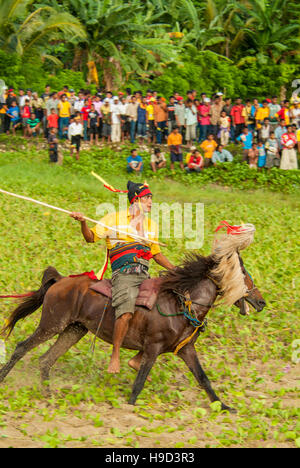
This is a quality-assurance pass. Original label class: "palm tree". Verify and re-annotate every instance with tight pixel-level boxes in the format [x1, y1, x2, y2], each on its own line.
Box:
[53, 0, 179, 89]
[0, 0, 86, 63]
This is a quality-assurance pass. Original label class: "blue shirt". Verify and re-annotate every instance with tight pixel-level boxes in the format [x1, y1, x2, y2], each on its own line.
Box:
[137, 105, 147, 124]
[251, 103, 262, 117]
[7, 106, 20, 122]
[237, 132, 253, 149]
[127, 155, 143, 169]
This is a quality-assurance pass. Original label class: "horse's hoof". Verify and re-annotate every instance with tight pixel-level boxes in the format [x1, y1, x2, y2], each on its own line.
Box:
[221, 404, 237, 414]
[41, 381, 52, 398]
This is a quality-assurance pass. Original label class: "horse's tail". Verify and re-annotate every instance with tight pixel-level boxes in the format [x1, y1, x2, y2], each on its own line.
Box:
[1, 267, 63, 339]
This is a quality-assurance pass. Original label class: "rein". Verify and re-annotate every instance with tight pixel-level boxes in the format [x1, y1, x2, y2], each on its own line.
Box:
[157, 289, 210, 329]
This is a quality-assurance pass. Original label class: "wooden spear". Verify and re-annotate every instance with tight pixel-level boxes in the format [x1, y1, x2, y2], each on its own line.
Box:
[0, 188, 165, 246]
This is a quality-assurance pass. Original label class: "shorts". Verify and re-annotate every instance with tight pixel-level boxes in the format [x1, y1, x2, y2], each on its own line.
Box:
[265, 152, 280, 169]
[111, 270, 149, 319]
[185, 124, 196, 141]
[102, 123, 111, 137]
[89, 125, 98, 137]
[12, 119, 21, 127]
[71, 135, 81, 151]
[170, 152, 183, 163]
[148, 120, 156, 138]
[121, 116, 129, 133]
[49, 148, 58, 163]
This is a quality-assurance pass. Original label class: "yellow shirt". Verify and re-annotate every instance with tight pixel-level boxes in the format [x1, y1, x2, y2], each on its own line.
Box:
[200, 140, 218, 159]
[57, 100, 71, 118]
[146, 104, 154, 120]
[91, 209, 161, 256]
[255, 107, 270, 129]
[296, 129, 300, 143]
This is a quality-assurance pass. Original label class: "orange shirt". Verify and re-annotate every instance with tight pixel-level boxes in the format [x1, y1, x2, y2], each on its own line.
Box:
[154, 103, 168, 123]
[200, 140, 218, 159]
[167, 132, 182, 146]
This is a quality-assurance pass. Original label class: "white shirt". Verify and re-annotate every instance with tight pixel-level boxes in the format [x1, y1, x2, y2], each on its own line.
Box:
[68, 122, 83, 139]
[18, 95, 27, 108]
[185, 105, 197, 125]
[119, 103, 127, 115]
[110, 103, 122, 124]
[74, 99, 84, 113]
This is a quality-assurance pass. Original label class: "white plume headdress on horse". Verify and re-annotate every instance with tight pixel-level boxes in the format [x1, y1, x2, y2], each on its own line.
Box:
[211, 221, 256, 306]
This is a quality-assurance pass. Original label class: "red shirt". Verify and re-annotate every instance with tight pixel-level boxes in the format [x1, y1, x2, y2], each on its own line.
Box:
[22, 105, 31, 119]
[276, 107, 289, 124]
[197, 104, 210, 125]
[230, 105, 245, 125]
[47, 113, 59, 128]
[188, 154, 203, 168]
[81, 105, 91, 121]
[281, 132, 296, 148]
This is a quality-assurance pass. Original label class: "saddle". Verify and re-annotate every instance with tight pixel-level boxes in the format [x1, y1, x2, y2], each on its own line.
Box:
[89, 277, 163, 310]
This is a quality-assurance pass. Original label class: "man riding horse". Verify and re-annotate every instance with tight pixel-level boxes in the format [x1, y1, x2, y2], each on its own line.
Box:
[70, 180, 174, 374]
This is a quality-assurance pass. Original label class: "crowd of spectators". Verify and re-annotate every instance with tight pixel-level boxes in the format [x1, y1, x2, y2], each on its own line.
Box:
[0, 84, 299, 171]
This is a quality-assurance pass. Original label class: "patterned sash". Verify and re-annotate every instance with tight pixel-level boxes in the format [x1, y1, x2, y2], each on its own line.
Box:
[109, 242, 153, 272]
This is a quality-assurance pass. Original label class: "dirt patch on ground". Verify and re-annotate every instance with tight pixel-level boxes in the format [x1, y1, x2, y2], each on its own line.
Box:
[0, 354, 298, 448]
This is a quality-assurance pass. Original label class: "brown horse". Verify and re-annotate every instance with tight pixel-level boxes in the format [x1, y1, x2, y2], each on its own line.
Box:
[0, 238, 265, 413]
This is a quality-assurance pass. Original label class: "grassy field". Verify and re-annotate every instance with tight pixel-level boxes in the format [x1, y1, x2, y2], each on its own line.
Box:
[0, 139, 299, 448]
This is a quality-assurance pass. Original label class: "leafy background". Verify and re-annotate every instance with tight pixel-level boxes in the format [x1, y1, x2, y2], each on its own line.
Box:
[1, 0, 299, 98]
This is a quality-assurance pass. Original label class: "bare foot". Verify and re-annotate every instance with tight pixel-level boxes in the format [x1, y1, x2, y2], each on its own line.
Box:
[107, 357, 120, 374]
[128, 356, 151, 382]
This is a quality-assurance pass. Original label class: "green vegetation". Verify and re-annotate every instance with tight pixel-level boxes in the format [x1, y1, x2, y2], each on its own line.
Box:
[0, 0, 299, 97]
[0, 142, 299, 447]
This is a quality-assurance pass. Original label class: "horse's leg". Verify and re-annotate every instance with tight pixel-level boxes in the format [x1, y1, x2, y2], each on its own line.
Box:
[39, 322, 88, 395]
[128, 351, 152, 381]
[0, 326, 56, 383]
[177, 343, 236, 413]
[128, 346, 160, 405]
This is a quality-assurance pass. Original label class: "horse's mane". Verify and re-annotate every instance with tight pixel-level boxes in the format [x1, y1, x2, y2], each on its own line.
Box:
[159, 253, 216, 296]
[160, 223, 255, 307]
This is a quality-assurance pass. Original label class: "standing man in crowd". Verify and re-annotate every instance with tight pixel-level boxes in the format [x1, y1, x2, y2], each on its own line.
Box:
[111, 96, 122, 143]
[184, 99, 197, 147]
[168, 125, 184, 171]
[68, 114, 83, 160]
[154, 96, 168, 144]
[167, 96, 177, 134]
[174, 97, 185, 139]
[209, 93, 223, 137]
[57, 94, 71, 139]
[268, 96, 281, 131]
[236, 126, 253, 162]
[230, 98, 245, 143]
[126, 95, 139, 143]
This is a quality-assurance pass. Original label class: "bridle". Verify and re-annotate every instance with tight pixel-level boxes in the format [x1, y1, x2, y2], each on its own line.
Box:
[173, 265, 258, 319]
[243, 267, 259, 296]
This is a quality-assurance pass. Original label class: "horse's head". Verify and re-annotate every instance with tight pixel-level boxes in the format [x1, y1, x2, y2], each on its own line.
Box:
[235, 255, 266, 315]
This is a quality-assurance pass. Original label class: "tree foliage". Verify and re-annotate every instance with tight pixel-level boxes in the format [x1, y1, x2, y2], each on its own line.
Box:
[0, 0, 299, 95]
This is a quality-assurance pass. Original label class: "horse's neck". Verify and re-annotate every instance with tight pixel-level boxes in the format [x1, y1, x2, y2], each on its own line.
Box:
[190, 278, 218, 316]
